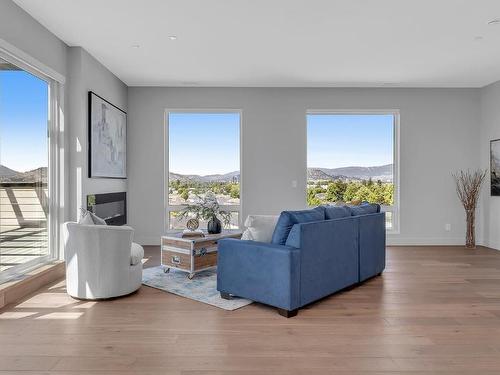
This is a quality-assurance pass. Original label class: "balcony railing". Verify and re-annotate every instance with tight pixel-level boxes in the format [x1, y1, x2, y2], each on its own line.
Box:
[0, 182, 48, 273]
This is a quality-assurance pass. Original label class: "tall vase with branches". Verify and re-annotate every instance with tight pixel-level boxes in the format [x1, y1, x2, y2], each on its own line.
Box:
[452, 169, 486, 249]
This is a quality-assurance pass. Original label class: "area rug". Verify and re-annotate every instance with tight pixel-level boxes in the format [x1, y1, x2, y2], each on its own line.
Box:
[142, 266, 253, 311]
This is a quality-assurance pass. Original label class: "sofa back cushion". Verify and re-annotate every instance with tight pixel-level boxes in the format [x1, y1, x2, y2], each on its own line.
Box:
[349, 202, 380, 216]
[271, 207, 325, 245]
[324, 205, 351, 220]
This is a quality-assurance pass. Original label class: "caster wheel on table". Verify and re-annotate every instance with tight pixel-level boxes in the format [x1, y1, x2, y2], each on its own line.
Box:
[164, 267, 170, 273]
[187, 273, 195, 280]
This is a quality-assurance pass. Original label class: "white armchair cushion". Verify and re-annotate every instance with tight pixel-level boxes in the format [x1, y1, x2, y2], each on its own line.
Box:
[241, 215, 279, 243]
[130, 242, 144, 265]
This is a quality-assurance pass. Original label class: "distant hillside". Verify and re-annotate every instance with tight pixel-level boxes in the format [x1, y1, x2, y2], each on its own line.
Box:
[308, 164, 393, 182]
[169, 171, 240, 183]
[169, 165, 391, 184]
[308, 169, 356, 181]
[0, 165, 19, 178]
[0, 166, 47, 183]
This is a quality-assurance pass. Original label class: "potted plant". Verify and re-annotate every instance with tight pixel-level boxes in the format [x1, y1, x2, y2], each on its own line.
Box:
[179, 192, 231, 234]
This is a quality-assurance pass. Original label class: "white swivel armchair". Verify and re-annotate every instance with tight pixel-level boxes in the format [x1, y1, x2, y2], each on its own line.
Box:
[64, 223, 143, 300]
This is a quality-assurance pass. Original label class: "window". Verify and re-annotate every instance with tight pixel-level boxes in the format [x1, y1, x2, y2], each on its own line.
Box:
[166, 112, 241, 230]
[0, 55, 58, 281]
[307, 112, 399, 231]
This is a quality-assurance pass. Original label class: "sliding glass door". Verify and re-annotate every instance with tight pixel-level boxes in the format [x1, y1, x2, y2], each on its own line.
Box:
[0, 57, 50, 279]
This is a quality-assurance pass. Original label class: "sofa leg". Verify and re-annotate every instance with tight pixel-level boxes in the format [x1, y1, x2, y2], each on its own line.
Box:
[277, 308, 298, 318]
[220, 292, 232, 300]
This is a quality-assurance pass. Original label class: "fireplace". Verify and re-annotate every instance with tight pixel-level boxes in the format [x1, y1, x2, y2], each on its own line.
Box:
[87, 192, 127, 226]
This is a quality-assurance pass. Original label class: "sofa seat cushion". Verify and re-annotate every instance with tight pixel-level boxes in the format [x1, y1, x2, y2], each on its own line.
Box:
[130, 242, 144, 266]
[349, 202, 380, 216]
[271, 208, 325, 245]
[241, 215, 279, 243]
[324, 205, 351, 220]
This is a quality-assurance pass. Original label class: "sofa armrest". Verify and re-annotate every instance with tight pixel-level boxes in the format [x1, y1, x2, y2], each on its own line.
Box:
[358, 212, 386, 281]
[217, 238, 301, 310]
[287, 217, 359, 306]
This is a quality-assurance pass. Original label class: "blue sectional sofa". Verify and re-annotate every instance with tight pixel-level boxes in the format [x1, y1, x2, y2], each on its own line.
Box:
[217, 203, 386, 317]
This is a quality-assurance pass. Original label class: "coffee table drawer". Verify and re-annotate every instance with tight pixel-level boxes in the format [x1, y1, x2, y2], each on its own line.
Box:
[162, 250, 190, 270]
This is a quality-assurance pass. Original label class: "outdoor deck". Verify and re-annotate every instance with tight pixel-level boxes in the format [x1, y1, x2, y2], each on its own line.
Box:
[0, 183, 48, 273]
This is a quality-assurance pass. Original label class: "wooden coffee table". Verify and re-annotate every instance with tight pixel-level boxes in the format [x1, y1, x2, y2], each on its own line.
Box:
[161, 231, 242, 279]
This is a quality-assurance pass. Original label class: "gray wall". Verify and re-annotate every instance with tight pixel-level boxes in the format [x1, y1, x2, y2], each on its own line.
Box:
[128, 87, 481, 245]
[480, 81, 500, 250]
[67, 47, 128, 220]
[0, 0, 67, 78]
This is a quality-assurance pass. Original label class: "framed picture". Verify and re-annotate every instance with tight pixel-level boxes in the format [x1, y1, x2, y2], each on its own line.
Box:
[491, 139, 500, 196]
[88, 91, 127, 178]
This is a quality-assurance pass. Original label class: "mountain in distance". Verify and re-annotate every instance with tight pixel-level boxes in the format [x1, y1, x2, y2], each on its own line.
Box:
[0, 165, 19, 178]
[307, 168, 349, 181]
[13, 167, 48, 183]
[170, 164, 393, 183]
[309, 164, 393, 182]
[0, 165, 47, 183]
[169, 170, 240, 183]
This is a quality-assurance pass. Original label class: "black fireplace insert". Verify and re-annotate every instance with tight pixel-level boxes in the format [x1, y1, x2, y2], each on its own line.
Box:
[87, 192, 127, 226]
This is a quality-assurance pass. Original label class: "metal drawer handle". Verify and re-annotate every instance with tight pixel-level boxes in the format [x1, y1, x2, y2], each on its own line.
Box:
[171, 255, 180, 264]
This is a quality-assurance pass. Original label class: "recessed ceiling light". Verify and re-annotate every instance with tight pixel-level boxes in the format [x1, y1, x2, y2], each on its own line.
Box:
[168, 35, 177, 40]
[488, 19, 500, 25]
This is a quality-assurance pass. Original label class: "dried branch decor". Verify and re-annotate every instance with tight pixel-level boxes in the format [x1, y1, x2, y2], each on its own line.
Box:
[452, 169, 486, 248]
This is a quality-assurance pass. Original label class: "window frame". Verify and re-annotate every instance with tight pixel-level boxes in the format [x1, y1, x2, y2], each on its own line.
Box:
[306, 109, 400, 234]
[0, 45, 64, 283]
[164, 109, 243, 232]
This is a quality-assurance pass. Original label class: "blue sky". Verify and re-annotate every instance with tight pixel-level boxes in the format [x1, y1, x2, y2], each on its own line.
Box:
[168, 113, 240, 175]
[0, 70, 48, 172]
[307, 114, 394, 168]
[168, 112, 393, 175]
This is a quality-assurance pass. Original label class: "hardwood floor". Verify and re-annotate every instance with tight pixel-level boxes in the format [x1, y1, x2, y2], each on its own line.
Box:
[1, 245, 500, 374]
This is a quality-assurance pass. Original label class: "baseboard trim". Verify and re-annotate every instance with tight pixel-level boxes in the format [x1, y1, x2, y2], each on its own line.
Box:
[478, 239, 500, 251]
[0, 261, 65, 309]
[387, 237, 466, 246]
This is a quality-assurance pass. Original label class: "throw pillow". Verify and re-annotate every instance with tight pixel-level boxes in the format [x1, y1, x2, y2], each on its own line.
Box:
[78, 208, 95, 225]
[324, 205, 351, 220]
[78, 208, 107, 225]
[241, 215, 279, 243]
[271, 208, 325, 245]
[90, 212, 107, 225]
[349, 202, 380, 216]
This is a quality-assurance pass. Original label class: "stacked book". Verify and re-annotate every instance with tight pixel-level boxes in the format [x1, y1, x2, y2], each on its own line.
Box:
[181, 229, 205, 238]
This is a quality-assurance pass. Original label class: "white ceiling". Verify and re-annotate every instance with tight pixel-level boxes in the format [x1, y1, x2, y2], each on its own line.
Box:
[12, 0, 500, 87]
